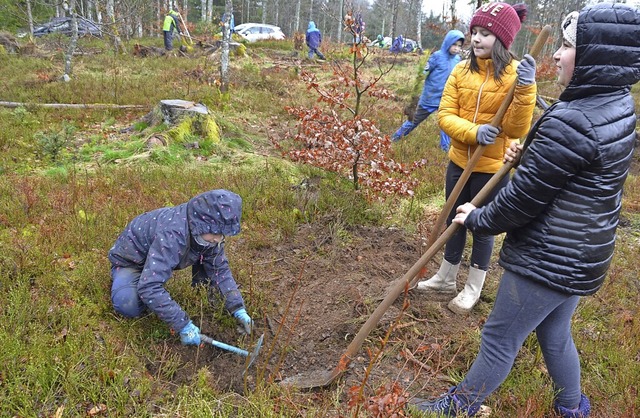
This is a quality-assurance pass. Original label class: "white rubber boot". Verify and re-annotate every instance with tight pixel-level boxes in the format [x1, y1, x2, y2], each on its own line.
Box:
[448, 266, 486, 314]
[416, 259, 459, 294]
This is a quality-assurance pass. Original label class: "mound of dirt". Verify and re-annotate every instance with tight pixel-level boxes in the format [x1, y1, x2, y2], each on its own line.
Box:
[149, 219, 499, 411]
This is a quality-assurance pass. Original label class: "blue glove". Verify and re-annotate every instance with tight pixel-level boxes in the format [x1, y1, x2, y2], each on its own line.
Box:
[476, 124, 500, 145]
[516, 54, 536, 85]
[233, 308, 253, 335]
[179, 321, 201, 346]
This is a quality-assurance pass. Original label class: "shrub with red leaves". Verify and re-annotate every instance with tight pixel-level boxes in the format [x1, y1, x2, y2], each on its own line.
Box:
[280, 101, 424, 198]
[275, 14, 426, 200]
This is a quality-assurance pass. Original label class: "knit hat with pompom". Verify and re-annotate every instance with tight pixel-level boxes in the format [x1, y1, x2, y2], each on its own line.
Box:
[469, 2, 528, 49]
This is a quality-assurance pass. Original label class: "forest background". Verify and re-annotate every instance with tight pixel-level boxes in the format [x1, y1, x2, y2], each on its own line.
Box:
[6, 0, 640, 57]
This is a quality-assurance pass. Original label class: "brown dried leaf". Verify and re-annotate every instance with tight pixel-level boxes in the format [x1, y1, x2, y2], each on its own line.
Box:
[87, 403, 107, 416]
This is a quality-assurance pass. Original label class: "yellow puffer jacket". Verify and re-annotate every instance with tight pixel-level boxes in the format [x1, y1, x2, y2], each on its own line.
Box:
[438, 58, 536, 173]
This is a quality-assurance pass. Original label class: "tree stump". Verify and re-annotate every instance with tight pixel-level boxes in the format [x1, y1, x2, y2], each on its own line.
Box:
[159, 100, 209, 125]
[293, 33, 305, 51]
[121, 100, 220, 151]
[0, 32, 19, 54]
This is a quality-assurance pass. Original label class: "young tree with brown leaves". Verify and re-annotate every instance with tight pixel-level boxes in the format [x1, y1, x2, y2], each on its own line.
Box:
[275, 11, 426, 199]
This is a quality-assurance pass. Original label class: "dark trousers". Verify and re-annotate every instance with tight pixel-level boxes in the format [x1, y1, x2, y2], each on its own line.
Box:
[163, 30, 173, 50]
[443, 161, 510, 270]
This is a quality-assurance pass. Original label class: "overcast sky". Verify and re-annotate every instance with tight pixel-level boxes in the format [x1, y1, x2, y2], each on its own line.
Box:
[423, 0, 474, 22]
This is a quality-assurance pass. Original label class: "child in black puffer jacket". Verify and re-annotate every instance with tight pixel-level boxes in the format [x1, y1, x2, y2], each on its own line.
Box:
[411, 3, 640, 417]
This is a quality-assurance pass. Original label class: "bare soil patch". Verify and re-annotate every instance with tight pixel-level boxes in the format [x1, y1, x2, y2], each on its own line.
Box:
[149, 217, 501, 412]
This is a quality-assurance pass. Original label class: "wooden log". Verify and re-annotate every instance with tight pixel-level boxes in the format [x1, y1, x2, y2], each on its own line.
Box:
[0, 101, 147, 109]
[132, 44, 166, 57]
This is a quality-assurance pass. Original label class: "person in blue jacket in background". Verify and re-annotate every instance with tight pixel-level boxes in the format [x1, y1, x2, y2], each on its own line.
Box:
[392, 30, 465, 149]
[222, 11, 235, 33]
[389, 34, 404, 53]
[306, 21, 326, 60]
[108, 189, 253, 346]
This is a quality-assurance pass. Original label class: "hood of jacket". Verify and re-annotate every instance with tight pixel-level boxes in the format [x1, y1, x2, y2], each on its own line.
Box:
[439, 29, 464, 56]
[187, 189, 242, 237]
[307, 21, 318, 32]
[561, 3, 640, 101]
[418, 30, 465, 109]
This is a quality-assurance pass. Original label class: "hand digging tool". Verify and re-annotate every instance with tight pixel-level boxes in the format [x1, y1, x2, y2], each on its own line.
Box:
[200, 333, 264, 373]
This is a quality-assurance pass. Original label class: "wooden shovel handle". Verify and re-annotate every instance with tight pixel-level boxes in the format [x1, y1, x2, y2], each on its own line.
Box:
[490, 25, 552, 128]
[331, 159, 518, 378]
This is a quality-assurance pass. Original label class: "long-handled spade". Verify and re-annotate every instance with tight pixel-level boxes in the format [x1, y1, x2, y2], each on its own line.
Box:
[280, 26, 552, 390]
[200, 333, 265, 374]
[280, 148, 520, 389]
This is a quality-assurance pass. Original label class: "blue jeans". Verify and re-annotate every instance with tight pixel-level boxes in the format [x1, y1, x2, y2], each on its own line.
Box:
[392, 105, 450, 150]
[456, 270, 582, 410]
[111, 266, 147, 317]
[111, 263, 244, 318]
[392, 105, 435, 141]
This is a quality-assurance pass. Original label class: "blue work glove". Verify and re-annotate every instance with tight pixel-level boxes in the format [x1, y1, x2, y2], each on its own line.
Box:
[179, 321, 201, 346]
[516, 54, 536, 85]
[233, 308, 253, 335]
[476, 124, 500, 145]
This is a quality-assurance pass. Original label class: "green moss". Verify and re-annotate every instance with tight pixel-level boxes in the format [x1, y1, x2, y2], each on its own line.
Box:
[234, 43, 247, 57]
[166, 114, 221, 144]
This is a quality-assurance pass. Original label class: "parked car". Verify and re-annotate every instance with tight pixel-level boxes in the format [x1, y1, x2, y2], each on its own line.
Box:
[234, 23, 285, 42]
[33, 17, 102, 38]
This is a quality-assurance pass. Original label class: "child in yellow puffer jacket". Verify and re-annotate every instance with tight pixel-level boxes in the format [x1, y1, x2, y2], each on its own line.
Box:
[416, 2, 536, 315]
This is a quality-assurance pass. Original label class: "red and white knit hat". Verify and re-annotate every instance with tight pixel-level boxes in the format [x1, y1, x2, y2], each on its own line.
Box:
[469, 2, 528, 49]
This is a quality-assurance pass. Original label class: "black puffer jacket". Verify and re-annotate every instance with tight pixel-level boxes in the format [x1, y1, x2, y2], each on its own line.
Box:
[465, 3, 640, 296]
